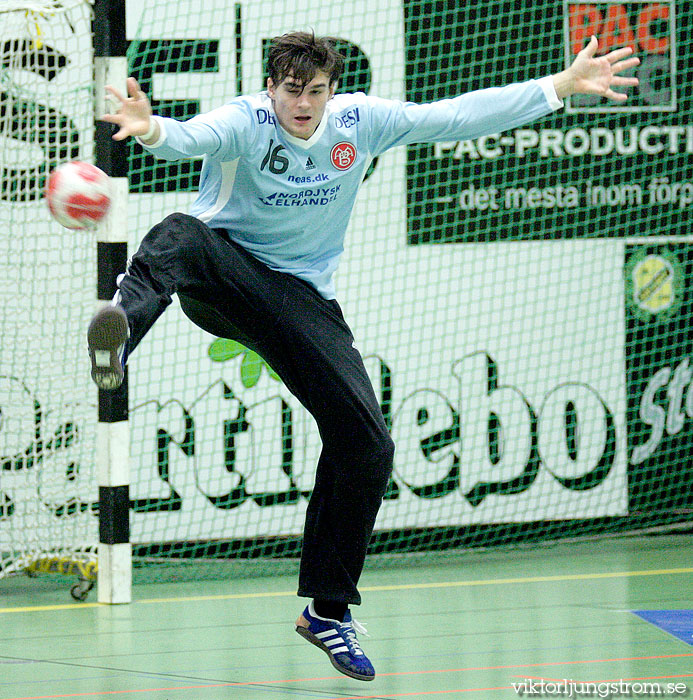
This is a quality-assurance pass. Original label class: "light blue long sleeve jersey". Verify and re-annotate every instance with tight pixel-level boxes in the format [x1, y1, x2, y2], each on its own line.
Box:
[141, 77, 563, 299]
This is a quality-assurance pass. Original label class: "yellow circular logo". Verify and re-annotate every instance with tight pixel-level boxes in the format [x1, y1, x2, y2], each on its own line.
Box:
[631, 254, 675, 316]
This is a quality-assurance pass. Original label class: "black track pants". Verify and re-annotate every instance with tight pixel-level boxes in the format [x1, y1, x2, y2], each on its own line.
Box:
[117, 213, 395, 605]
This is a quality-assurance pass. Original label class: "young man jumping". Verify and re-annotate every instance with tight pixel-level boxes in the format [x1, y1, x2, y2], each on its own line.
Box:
[89, 31, 638, 681]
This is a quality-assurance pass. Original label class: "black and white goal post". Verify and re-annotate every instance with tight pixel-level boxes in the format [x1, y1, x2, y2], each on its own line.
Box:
[93, 0, 131, 604]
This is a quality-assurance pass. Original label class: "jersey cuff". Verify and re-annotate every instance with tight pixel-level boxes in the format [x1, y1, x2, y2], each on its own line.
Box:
[135, 116, 166, 148]
[537, 76, 564, 111]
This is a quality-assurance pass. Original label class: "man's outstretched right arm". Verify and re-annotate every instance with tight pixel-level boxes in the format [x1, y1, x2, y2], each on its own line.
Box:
[99, 76, 235, 160]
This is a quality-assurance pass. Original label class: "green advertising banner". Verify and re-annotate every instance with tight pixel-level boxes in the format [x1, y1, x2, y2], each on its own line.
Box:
[625, 243, 693, 523]
[404, 0, 691, 244]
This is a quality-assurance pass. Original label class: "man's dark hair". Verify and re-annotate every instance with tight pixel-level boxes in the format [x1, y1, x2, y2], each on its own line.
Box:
[267, 31, 344, 88]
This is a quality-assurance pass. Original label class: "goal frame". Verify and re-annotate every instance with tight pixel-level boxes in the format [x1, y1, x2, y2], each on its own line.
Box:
[93, 0, 132, 605]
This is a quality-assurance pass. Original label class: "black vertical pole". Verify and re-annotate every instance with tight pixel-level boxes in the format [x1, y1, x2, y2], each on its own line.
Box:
[93, 0, 131, 604]
[235, 2, 243, 95]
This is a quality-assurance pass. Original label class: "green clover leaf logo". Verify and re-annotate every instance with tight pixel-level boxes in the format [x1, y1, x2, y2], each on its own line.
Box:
[208, 338, 281, 388]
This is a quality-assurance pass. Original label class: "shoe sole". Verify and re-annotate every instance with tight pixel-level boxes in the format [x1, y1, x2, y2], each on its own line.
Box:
[88, 305, 128, 390]
[295, 625, 374, 681]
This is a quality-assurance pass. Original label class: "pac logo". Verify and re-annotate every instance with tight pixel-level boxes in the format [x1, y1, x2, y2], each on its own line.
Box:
[564, 1, 676, 112]
[330, 142, 357, 170]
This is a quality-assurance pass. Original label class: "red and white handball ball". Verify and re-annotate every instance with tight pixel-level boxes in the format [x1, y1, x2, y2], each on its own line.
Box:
[45, 161, 112, 229]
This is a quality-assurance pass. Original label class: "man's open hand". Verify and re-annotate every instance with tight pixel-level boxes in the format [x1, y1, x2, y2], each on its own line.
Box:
[553, 35, 640, 100]
[100, 77, 153, 141]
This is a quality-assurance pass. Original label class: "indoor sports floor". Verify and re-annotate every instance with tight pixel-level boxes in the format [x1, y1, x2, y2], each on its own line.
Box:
[1, 535, 692, 700]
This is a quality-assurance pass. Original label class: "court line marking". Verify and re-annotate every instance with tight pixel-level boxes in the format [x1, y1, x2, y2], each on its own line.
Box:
[1, 567, 691, 614]
[0, 687, 518, 700]
[517, 673, 693, 682]
[2, 653, 692, 700]
[314, 689, 512, 699]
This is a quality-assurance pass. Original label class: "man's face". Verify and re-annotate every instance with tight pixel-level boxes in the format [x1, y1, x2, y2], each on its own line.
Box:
[267, 70, 336, 140]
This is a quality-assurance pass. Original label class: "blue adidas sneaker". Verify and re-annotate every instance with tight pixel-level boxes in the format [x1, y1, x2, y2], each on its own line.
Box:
[295, 602, 375, 681]
[87, 304, 129, 390]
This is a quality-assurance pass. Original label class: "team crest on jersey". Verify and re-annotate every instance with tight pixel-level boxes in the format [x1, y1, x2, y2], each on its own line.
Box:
[330, 142, 357, 171]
